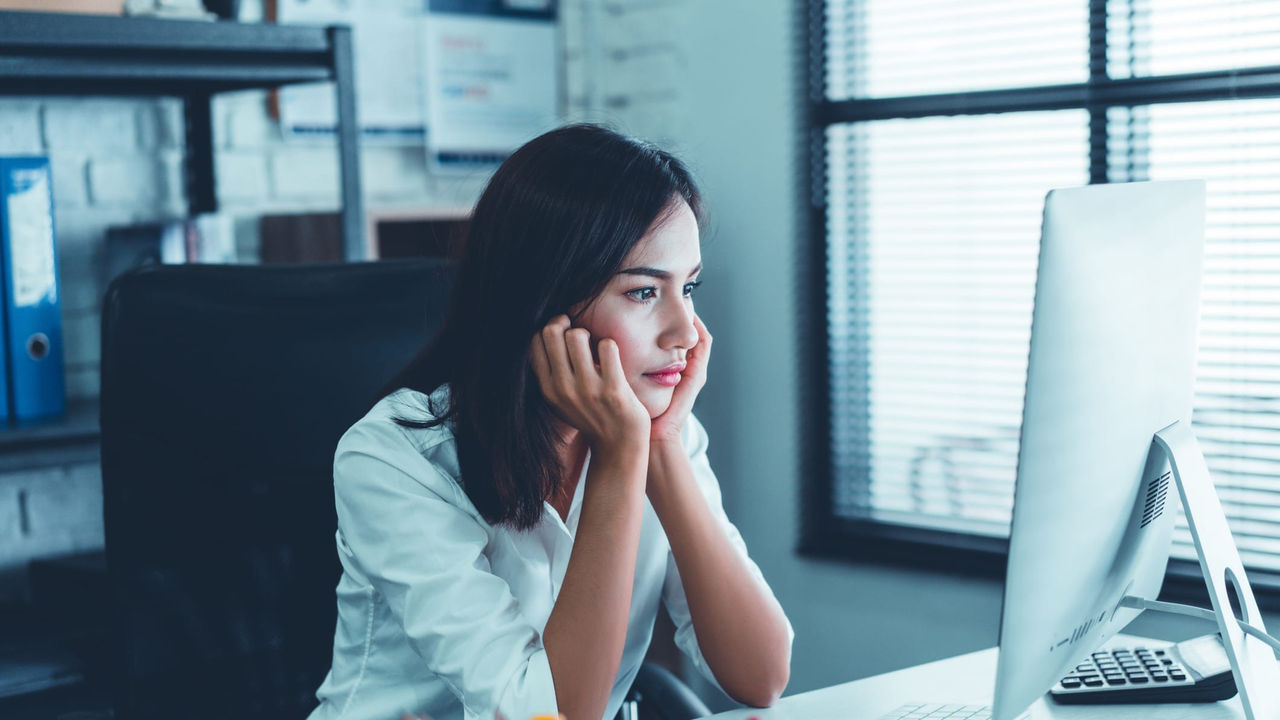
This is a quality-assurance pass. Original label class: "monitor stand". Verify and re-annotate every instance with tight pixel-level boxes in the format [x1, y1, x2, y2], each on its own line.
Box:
[1133, 420, 1280, 720]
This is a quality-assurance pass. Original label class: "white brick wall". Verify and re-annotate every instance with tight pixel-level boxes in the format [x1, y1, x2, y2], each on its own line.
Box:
[216, 150, 271, 203]
[0, 101, 42, 153]
[137, 99, 185, 150]
[562, 0, 690, 145]
[268, 146, 343, 202]
[87, 154, 185, 210]
[0, 0, 690, 601]
[41, 99, 139, 151]
[0, 463, 102, 603]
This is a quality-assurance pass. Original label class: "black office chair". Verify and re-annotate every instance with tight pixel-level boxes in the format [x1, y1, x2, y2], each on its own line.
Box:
[99, 259, 711, 720]
[625, 663, 711, 720]
[99, 259, 453, 718]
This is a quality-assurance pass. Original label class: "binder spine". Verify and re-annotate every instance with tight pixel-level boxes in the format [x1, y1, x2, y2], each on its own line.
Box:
[0, 156, 66, 422]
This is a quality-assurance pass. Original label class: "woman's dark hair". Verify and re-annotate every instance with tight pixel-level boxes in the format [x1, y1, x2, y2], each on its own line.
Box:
[375, 124, 703, 530]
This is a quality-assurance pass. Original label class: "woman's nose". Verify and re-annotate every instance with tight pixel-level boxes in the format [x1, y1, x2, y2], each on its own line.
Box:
[661, 298, 699, 349]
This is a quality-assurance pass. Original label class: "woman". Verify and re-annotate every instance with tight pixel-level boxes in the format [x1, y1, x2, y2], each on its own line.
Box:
[310, 124, 792, 720]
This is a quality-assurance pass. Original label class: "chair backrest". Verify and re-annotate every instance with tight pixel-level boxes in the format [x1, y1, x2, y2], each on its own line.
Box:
[99, 259, 455, 719]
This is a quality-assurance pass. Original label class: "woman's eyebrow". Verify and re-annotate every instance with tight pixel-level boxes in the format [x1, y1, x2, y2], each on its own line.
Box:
[617, 262, 703, 280]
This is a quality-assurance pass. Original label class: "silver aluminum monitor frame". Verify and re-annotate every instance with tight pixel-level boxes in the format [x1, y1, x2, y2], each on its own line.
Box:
[992, 180, 1278, 719]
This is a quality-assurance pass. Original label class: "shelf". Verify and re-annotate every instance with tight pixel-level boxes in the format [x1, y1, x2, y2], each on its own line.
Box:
[0, 11, 367, 467]
[0, 9, 366, 261]
[0, 399, 99, 451]
[0, 10, 335, 94]
[0, 400, 100, 471]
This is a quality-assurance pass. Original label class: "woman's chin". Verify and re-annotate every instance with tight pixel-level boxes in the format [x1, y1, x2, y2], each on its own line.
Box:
[637, 388, 675, 419]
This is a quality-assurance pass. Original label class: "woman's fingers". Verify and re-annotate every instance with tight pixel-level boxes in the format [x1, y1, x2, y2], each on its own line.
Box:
[541, 315, 573, 377]
[598, 337, 625, 387]
[688, 313, 712, 370]
[692, 313, 712, 354]
[529, 317, 650, 449]
[565, 327, 596, 380]
[694, 312, 711, 343]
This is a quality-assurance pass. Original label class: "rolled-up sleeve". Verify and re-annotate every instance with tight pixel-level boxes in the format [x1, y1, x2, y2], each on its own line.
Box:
[333, 424, 558, 720]
[659, 414, 795, 691]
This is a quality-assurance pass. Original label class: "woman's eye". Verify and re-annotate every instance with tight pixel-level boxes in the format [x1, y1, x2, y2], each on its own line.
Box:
[626, 281, 700, 303]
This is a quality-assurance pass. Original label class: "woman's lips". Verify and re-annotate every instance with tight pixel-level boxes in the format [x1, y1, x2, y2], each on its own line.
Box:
[644, 370, 682, 387]
[643, 362, 685, 387]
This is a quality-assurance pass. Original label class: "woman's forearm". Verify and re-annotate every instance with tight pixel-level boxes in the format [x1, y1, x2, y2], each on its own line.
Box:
[542, 444, 648, 720]
[647, 442, 792, 707]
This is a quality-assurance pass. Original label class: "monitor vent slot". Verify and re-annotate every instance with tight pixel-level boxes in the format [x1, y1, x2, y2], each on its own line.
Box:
[1140, 471, 1171, 529]
[1052, 609, 1108, 653]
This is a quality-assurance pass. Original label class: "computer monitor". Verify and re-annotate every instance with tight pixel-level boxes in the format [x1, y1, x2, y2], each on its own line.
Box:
[991, 180, 1207, 720]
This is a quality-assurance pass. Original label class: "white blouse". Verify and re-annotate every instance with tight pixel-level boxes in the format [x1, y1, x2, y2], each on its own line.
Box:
[309, 386, 790, 720]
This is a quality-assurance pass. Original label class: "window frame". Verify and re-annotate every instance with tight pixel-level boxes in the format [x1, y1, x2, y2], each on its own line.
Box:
[798, 0, 1280, 609]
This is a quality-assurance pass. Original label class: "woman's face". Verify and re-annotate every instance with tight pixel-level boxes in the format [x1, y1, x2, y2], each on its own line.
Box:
[573, 200, 703, 418]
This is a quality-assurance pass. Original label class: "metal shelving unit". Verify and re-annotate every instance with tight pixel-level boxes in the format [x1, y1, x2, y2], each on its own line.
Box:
[0, 10, 366, 463]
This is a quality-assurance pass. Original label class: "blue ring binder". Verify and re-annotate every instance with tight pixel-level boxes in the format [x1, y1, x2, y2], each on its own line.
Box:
[0, 156, 66, 423]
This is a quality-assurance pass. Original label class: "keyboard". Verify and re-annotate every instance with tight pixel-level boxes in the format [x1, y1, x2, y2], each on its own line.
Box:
[876, 704, 990, 719]
[1054, 646, 1189, 692]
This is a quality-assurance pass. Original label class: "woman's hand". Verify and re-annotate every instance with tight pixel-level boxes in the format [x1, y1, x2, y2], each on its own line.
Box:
[396, 707, 563, 712]
[530, 314, 651, 456]
[399, 707, 560, 712]
[650, 313, 712, 447]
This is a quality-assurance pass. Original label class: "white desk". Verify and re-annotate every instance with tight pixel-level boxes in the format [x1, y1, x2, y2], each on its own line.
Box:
[703, 636, 1244, 720]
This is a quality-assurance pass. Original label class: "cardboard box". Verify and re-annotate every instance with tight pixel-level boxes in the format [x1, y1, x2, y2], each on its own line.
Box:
[259, 208, 471, 264]
[0, 0, 125, 14]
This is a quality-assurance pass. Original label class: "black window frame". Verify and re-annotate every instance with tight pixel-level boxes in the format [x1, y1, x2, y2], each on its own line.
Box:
[797, 0, 1280, 610]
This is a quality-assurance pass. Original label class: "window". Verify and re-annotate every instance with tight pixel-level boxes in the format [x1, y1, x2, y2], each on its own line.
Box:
[805, 0, 1280, 593]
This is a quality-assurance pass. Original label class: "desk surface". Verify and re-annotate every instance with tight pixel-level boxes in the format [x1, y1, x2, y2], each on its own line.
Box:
[704, 636, 1244, 720]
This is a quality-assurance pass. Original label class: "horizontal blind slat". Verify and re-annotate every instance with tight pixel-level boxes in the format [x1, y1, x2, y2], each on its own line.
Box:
[824, 0, 1086, 100]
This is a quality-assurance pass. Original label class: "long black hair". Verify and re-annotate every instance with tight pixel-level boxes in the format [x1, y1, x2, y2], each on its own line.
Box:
[376, 124, 703, 530]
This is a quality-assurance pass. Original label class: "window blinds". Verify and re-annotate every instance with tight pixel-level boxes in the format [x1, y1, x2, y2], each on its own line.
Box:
[824, 0, 1087, 100]
[827, 112, 1089, 537]
[824, 0, 1280, 572]
[1108, 0, 1280, 79]
[1111, 99, 1280, 570]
